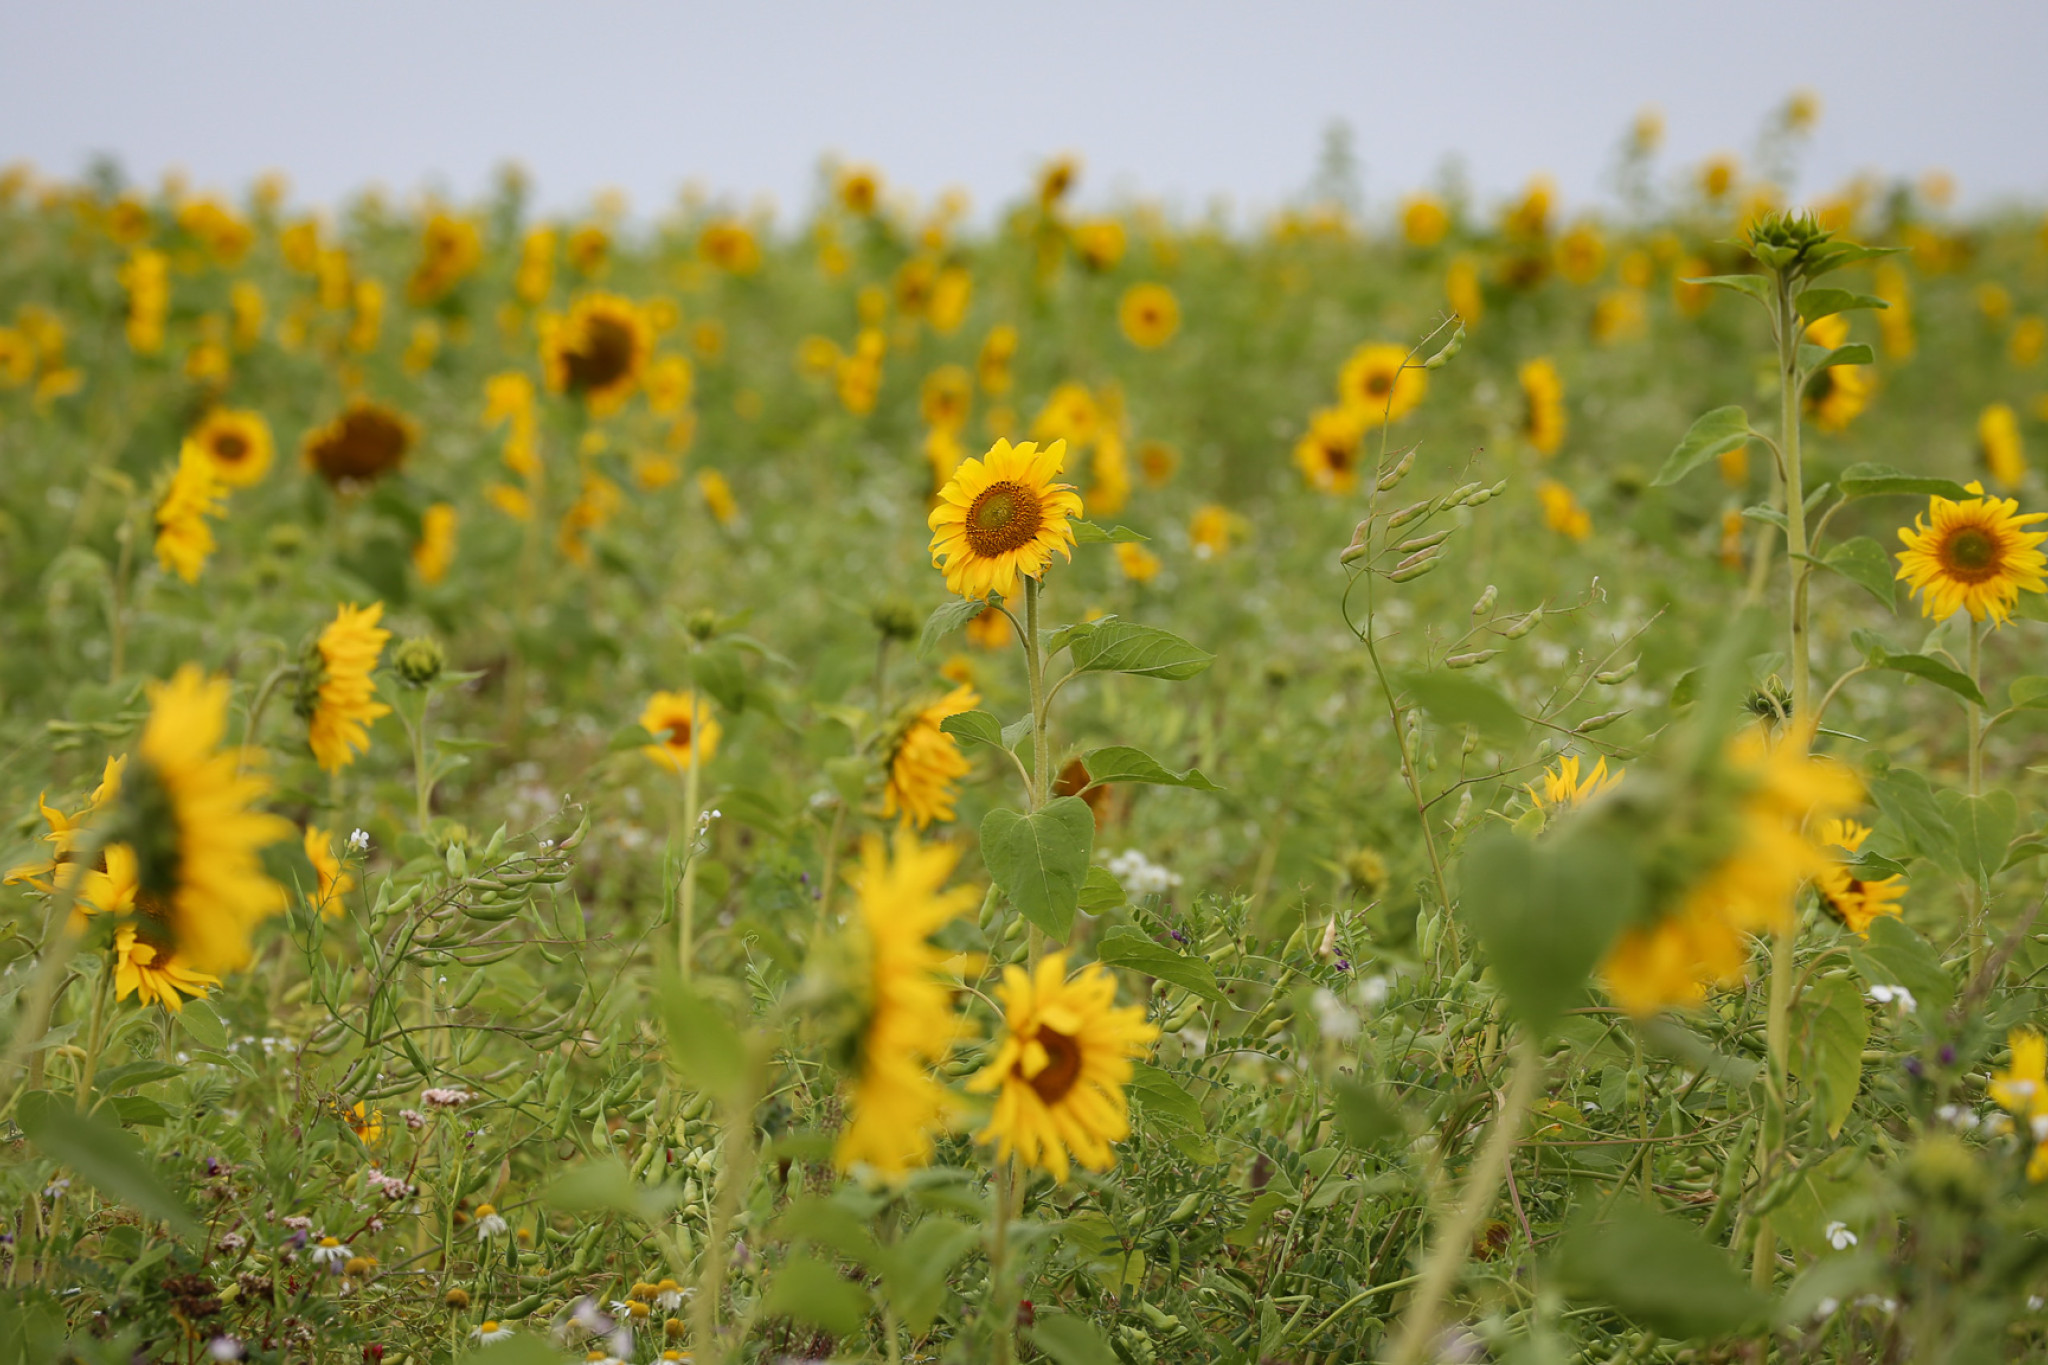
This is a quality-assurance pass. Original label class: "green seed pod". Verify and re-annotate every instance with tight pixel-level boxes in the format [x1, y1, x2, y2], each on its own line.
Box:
[1497, 607, 1543, 638]
[1385, 498, 1433, 529]
[1376, 447, 1418, 491]
[1575, 710, 1628, 733]
[445, 841, 469, 879]
[1471, 585, 1498, 615]
[1594, 659, 1639, 685]
[1164, 1194, 1203, 1224]
[1445, 650, 1499, 670]
[1386, 553, 1442, 583]
[1163, 1001, 1202, 1032]
[1338, 540, 1371, 566]
[451, 970, 488, 1008]
[1440, 481, 1483, 507]
[1395, 528, 1454, 554]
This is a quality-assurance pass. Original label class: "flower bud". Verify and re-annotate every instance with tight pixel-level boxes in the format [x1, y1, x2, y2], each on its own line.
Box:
[870, 598, 920, 642]
[686, 608, 719, 641]
[393, 636, 446, 687]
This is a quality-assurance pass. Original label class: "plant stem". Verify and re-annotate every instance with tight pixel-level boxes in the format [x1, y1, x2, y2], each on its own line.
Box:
[1778, 273, 1812, 723]
[987, 1156, 1018, 1365]
[694, 1056, 762, 1365]
[679, 702, 704, 982]
[237, 662, 296, 775]
[107, 510, 135, 683]
[816, 797, 847, 929]
[1967, 623, 1984, 797]
[1386, 1033, 1542, 1365]
[1024, 577, 1048, 813]
[73, 964, 116, 1114]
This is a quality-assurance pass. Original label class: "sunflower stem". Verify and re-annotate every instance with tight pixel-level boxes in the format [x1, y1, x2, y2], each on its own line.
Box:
[1967, 622, 1984, 798]
[1024, 577, 1049, 814]
[72, 960, 116, 1115]
[987, 1155, 1019, 1365]
[679, 694, 704, 983]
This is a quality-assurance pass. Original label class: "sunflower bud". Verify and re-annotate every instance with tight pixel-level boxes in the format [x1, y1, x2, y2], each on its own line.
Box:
[444, 1287, 471, 1310]
[870, 598, 920, 642]
[393, 636, 446, 687]
[686, 608, 719, 641]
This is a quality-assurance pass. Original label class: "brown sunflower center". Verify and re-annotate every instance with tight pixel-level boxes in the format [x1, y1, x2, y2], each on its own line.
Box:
[309, 405, 411, 485]
[965, 481, 1045, 557]
[564, 314, 637, 392]
[1365, 371, 1392, 398]
[212, 431, 249, 463]
[1940, 525, 2001, 581]
[663, 715, 694, 748]
[1325, 442, 1353, 469]
[1026, 1026, 1083, 1105]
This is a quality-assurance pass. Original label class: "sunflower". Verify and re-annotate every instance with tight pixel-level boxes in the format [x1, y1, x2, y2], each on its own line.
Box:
[699, 221, 762, 275]
[920, 365, 973, 432]
[1803, 363, 1871, 433]
[4, 756, 124, 891]
[1190, 504, 1235, 560]
[1446, 256, 1485, 327]
[978, 324, 1019, 396]
[99, 666, 292, 976]
[540, 293, 653, 414]
[698, 469, 739, 526]
[965, 605, 1013, 650]
[1528, 754, 1622, 811]
[883, 685, 978, 830]
[1137, 440, 1180, 487]
[1118, 284, 1180, 349]
[1114, 542, 1161, 583]
[406, 212, 482, 306]
[304, 825, 355, 918]
[1555, 222, 1607, 285]
[1519, 359, 1567, 455]
[1030, 383, 1101, 449]
[303, 399, 413, 486]
[645, 354, 695, 417]
[640, 691, 721, 773]
[1537, 479, 1591, 541]
[1337, 343, 1427, 426]
[1980, 402, 2027, 490]
[1293, 406, 1367, 493]
[413, 502, 457, 585]
[1087, 431, 1131, 518]
[73, 845, 222, 1011]
[928, 439, 1084, 600]
[1814, 820, 1906, 937]
[969, 952, 1158, 1182]
[832, 833, 978, 1174]
[300, 603, 393, 773]
[189, 409, 273, 487]
[155, 441, 225, 584]
[1072, 219, 1126, 270]
[837, 166, 881, 216]
[1402, 195, 1450, 248]
[1896, 481, 2048, 624]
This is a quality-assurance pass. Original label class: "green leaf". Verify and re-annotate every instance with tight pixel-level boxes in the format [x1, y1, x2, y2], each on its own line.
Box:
[1332, 1078, 1404, 1151]
[655, 972, 747, 1103]
[1686, 273, 1772, 307]
[542, 1157, 648, 1218]
[1795, 975, 1868, 1139]
[1852, 915, 1953, 1012]
[1397, 671, 1526, 741]
[1067, 622, 1213, 681]
[1800, 241, 1902, 278]
[1742, 504, 1789, 531]
[1077, 745, 1221, 792]
[1866, 766, 1963, 878]
[1128, 1062, 1216, 1163]
[761, 1252, 870, 1336]
[938, 710, 1008, 752]
[1798, 341, 1875, 371]
[880, 1218, 977, 1333]
[980, 799, 1095, 940]
[2011, 676, 2048, 709]
[1078, 865, 1127, 913]
[1939, 788, 2018, 886]
[1096, 926, 1225, 1003]
[1779, 1251, 1883, 1327]
[1796, 287, 1888, 322]
[1026, 1313, 1121, 1365]
[14, 1091, 200, 1239]
[1070, 520, 1151, 544]
[607, 723, 660, 753]
[175, 999, 229, 1051]
[1814, 537, 1897, 610]
[1555, 1203, 1769, 1340]
[1837, 463, 1973, 500]
[919, 593, 996, 658]
[1459, 825, 1642, 1036]
[773, 1194, 886, 1267]
[1850, 629, 1984, 704]
[1652, 405, 1753, 487]
[689, 645, 751, 715]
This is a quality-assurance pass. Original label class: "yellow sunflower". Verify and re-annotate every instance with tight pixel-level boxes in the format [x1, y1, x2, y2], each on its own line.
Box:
[921, 365, 973, 433]
[699, 221, 762, 275]
[413, 502, 458, 585]
[300, 603, 393, 772]
[1118, 283, 1180, 349]
[833, 833, 979, 1174]
[1804, 363, 1871, 433]
[1337, 343, 1427, 426]
[155, 441, 225, 584]
[698, 469, 739, 526]
[927, 439, 1084, 600]
[406, 212, 482, 306]
[1519, 358, 1567, 455]
[837, 165, 881, 216]
[1190, 503, 1236, 560]
[1293, 406, 1367, 494]
[540, 292, 653, 415]
[1896, 481, 2048, 624]
[304, 825, 355, 918]
[1072, 219, 1127, 270]
[1114, 542, 1162, 583]
[883, 685, 978, 830]
[101, 666, 292, 976]
[303, 399, 414, 486]
[1528, 754, 1622, 811]
[1029, 383, 1101, 449]
[1538, 479, 1592, 541]
[1402, 195, 1450, 248]
[73, 845, 223, 1012]
[1980, 402, 2027, 490]
[190, 409, 274, 487]
[4, 756, 124, 891]
[640, 690, 721, 773]
[1814, 819, 1906, 937]
[968, 952, 1159, 1183]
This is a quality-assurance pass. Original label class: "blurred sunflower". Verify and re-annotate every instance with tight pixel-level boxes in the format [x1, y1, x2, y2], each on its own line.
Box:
[837, 165, 881, 216]
[1337, 343, 1427, 426]
[1555, 222, 1607, 285]
[406, 212, 482, 306]
[541, 293, 652, 415]
[920, 365, 973, 433]
[1030, 382, 1101, 449]
[977, 324, 1019, 396]
[699, 221, 762, 275]
[74, 845, 222, 1011]
[303, 398, 414, 486]
[299, 603, 393, 773]
[645, 354, 695, 417]
[1814, 819, 1905, 937]
[882, 684, 979, 830]
[1137, 440, 1180, 487]
[640, 690, 721, 773]
[1537, 479, 1591, 541]
[969, 953, 1158, 1182]
[413, 502, 458, 585]
[1528, 754, 1622, 811]
[1087, 430, 1132, 518]
[155, 442, 225, 584]
[1292, 406, 1367, 493]
[1190, 504, 1236, 560]
[1401, 195, 1450, 248]
[304, 825, 355, 918]
[1118, 283, 1180, 349]
[1896, 481, 2048, 625]
[1519, 358, 1567, 455]
[1114, 541, 1161, 583]
[698, 469, 739, 526]
[1980, 402, 2027, 489]
[927, 439, 1084, 600]
[1072, 219, 1126, 270]
[191, 408, 273, 487]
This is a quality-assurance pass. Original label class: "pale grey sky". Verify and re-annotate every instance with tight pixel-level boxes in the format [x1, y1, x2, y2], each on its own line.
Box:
[3, 1, 2043, 223]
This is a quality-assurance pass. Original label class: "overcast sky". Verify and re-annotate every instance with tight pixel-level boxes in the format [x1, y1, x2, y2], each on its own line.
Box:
[4, 1, 2044, 224]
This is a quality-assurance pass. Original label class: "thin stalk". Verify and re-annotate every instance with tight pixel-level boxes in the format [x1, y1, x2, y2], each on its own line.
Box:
[1023, 577, 1049, 813]
[1386, 1033, 1543, 1365]
[816, 798, 848, 928]
[73, 964, 116, 1114]
[106, 511, 136, 683]
[678, 700, 704, 982]
[987, 1156, 1019, 1365]
[1967, 623, 1984, 797]
[236, 662, 297, 775]
[694, 1071, 761, 1365]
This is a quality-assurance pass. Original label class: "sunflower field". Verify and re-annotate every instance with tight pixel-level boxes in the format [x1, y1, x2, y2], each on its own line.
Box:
[7, 98, 2048, 1364]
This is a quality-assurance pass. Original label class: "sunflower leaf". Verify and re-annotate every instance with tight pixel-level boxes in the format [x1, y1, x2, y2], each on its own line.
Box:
[1652, 405, 1753, 487]
[1850, 915, 1953, 1012]
[981, 799, 1095, 940]
[1555, 1203, 1770, 1339]
[1460, 824, 1642, 1036]
[762, 1252, 872, 1336]
[1097, 926, 1224, 1003]
[1837, 463, 1973, 500]
[938, 710, 1007, 752]
[14, 1091, 201, 1240]
[1070, 520, 1151, 544]
[1067, 622, 1213, 681]
[1798, 342, 1876, 372]
[918, 593, 998, 658]
[1795, 974, 1868, 1138]
[1939, 788, 2018, 888]
[1026, 1313, 1122, 1365]
[1078, 866, 1127, 912]
[1815, 536, 1898, 610]
[1801, 241, 1903, 278]
[1685, 273, 1772, 308]
[1078, 745, 1222, 792]
[2010, 676, 2048, 709]
[1396, 671, 1526, 740]
[1853, 638, 1985, 707]
[1796, 287, 1889, 322]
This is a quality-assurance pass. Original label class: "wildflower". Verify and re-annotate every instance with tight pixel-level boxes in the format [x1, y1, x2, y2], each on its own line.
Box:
[422, 1087, 474, 1109]
[155, 442, 226, 584]
[190, 409, 274, 487]
[969, 953, 1159, 1182]
[1537, 479, 1592, 541]
[883, 685, 978, 830]
[299, 603, 392, 772]
[1337, 343, 1427, 426]
[1189, 504, 1235, 560]
[927, 439, 1084, 600]
[1528, 755, 1622, 811]
[310, 1236, 350, 1267]
[1869, 983, 1917, 1013]
[1814, 820, 1906, 936]
[653, 1280, 686, 1312]
[1980, 403, 2027, 489]
[303, 399, 413, 486]
[698, 469, 739, 526]
[1072, 218, 1126, 269]
[1519, 359, 1566, 455]
[640, 691, 721, 773]
[473, 1322, 515, 1343]
[1118, 283, 1180, 349]
[1896, 481, 2048, 624]
[1401, 195, 1449, 248]
[541, 293, 653, 415]
[1114, 541, 1162, 584]
[1105, 849, 1180, 897]
[474, 1204, 509, 1239]
[1293, 406, 1367, 493]
[699, 220, 761, 275]
[1311, 988, 1361, 1042]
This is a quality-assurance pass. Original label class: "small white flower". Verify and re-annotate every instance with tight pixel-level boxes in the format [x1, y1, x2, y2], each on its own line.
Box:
[347, 828, 370, 852]
[1310, 988, 1361, 1042]
[568, 1296, 614, 1334]
[422, 1087, 474, 1109]
[1825, 1221, 1858, 1251]
[1867, 983, 1917, 1014]
[2029, 1295, 2045, 1311]
[309, 1236, 350, 1266]
[653, 1279, 688, 1311]
[472, 1320, 515, 1343]
[474, 1204, 509, 1239]
[1353, 974, 1391, 1010]
[1814, 1297, 1840, 1320]
[207, 1337, 244, 1362]
[42, 1178, 70, 1199]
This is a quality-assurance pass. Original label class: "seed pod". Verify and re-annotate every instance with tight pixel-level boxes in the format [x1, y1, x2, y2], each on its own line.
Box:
[1440, 481, 1483, 508]
[558, 810, 593, 850]
[446, 842, 469, 879]
[1575, 710, 1628, 733]
[1392, 545, 1442, 574]
[1422, 323, 1465, 369]
[1003, 914, 1029, 942]
[1386, 498, 1433, 529]
[451, 970, 488, 1009]
[1394, 528, 1454, 554]
[482, 824, 509, 864]
[1376, 446, 1418, 491]
[1165, 1193, 1203, 1224]
[1386, 551, 1442, 582]
[1471, 584, 1498, 615]
[1164, 1001, 1202, 1031]
[1594, 659, 1639, 685]
[1445, 649, 1499, 670]
[1463, 488, 1496, 506]
[1497, 607, 1543, 638]
[1339, 540, 1371, 566]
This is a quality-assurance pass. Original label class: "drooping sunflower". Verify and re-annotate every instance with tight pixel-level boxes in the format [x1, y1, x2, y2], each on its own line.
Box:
[1896, 481, 2048, 625]
[1814, 819, 1906, 937]
[100, 666, 292, 976]
[1528, 754, 1623, 811]
[304, 825, 355, 918]
[74, 844, 222, 1011]
[303, 399, 414, 486]
[540, 292, 653, 415]
[155, 441, 225, 584]
[413, 502, 458, 585]
[640, 690, 721, 773]
[1293, 406, 1367, 494]
[190, 408, 274, 487]
[927, 439, 1084, 600]
[832, 833, 979, 1175]
[1519, 358, 1567, 455]
[1337, 343, 1427, 426]
[299, 603, 393, 773]
[1118, 283, 1180, 350]
[969, 952, 1159, 1183]
[883, 684, 979, 830]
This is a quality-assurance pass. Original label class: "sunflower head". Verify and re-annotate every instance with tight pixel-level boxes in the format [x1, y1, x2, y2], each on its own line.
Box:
[927, 439, 1084, 600]
[191, 409, 274, 487]
[1896, 481, 2048, 625]
[1119, 283, 1180, 349]
[640, 690, 721, 773]
[540, 293, 653, 414]
[303, 399, 413, 486]
[1338, 343, 1427, 426]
